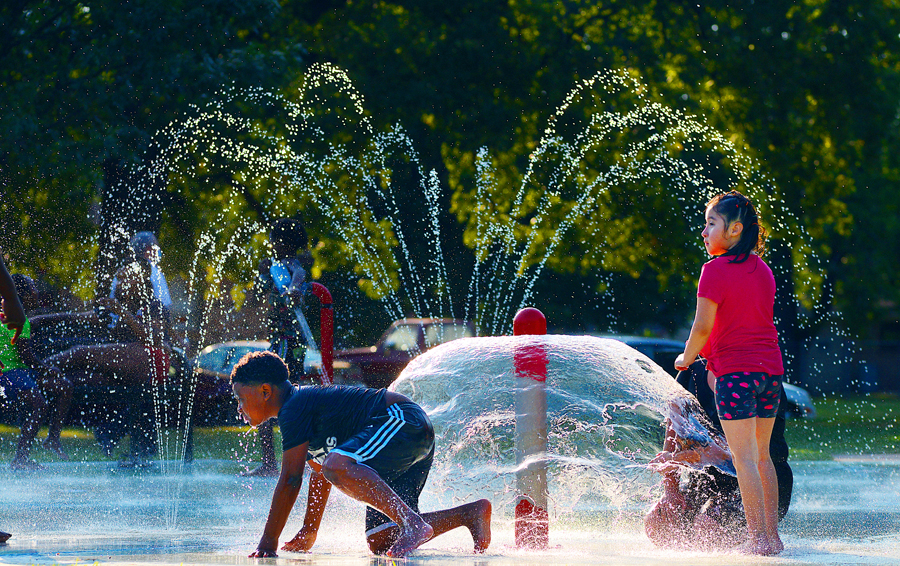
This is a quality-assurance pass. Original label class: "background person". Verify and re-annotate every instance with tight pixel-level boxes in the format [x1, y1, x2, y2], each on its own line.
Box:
[243, 218, 316, 477]
[0, 275, 74, 468]
[110, 231, 172, 308]
[44, 259, 171, 463]
[0, 252, 25, 344]
[0, 252, 21, 543]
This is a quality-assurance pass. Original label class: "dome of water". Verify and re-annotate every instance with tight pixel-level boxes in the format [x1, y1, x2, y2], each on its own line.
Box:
[391, 334, 725, 515]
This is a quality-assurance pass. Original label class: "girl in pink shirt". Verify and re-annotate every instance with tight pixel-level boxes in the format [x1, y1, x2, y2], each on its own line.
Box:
[675, 191, 784, 556]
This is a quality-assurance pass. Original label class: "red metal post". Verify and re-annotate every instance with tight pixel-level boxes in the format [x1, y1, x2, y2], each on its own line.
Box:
[513, 307, 549, 549]
[310, 282, 333, 385]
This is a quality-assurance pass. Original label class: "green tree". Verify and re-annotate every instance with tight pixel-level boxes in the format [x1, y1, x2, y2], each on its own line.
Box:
[282, 0, 900, 341]
[0, 0, 306, 291]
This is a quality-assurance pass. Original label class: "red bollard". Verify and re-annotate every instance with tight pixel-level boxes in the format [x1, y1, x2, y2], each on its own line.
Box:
[310, 282, 333, 385]
[513, 307, 549, 549]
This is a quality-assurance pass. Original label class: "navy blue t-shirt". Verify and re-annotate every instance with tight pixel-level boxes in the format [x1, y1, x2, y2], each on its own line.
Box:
[278, 385, 387, 464]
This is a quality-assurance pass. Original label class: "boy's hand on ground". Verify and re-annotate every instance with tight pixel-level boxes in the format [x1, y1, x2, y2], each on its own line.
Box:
[281, 526, 317, 552]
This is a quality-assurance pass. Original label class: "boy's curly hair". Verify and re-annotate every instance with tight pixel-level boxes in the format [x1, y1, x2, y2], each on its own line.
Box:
[231, 350, 291, 386]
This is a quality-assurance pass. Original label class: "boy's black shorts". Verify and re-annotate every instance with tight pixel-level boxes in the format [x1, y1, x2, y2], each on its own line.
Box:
[328, 402, 435, 536]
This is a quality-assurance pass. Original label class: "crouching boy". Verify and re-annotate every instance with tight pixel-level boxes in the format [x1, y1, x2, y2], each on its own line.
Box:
[230, 350, 491, 558]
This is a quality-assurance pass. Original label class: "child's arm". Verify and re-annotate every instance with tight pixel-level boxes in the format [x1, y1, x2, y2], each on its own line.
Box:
[15, 336, 63, 384]
[96, 298, 152, 343]
[675, 297, 717, 371]
[0, 257, 26, 344]
[281, 469, 332, 552]
[252, 442, 309, 557]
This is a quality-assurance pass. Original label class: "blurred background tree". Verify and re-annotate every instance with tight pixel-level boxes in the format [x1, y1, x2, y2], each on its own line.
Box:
[0, 0, 306, 292]
[2, 0, 898, 367]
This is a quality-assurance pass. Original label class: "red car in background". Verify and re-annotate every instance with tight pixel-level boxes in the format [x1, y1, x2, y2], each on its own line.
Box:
[333, 318, 475, 389]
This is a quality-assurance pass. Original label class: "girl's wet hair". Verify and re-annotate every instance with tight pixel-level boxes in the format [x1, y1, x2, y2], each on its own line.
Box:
[707, 190, 767, 263]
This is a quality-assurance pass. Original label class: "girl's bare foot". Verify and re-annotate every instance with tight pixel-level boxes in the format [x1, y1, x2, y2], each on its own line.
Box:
[43, 438, 69, 460]
[468, 499, 492, 553]
[764, 534, 784, 555]
[387, 515, 434, 558]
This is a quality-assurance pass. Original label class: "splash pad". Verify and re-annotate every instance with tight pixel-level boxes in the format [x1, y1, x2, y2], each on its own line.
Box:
[1, 335, 899, 565]
[3, 65, 892, 565]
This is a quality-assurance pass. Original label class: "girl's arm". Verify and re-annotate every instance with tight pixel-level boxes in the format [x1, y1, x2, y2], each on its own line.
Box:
[97, 298, 157, 344]
[675, 297, 717, 371]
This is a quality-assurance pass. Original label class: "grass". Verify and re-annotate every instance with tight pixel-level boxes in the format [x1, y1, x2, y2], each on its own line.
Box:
[0, 423, 285, 465]
[784, 392, 900, 460]
[1, 394, 897, 465]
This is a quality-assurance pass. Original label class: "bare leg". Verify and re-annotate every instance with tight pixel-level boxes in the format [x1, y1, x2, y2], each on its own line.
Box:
[721, 417, 780, 555]
[322, 453, 433, 557]
[241, 419, 279, 477]
[41, 372, 73, 460]
[367, 499, 492, 555]
[755, 417, 783, 554]
[11, 388, 47, 470]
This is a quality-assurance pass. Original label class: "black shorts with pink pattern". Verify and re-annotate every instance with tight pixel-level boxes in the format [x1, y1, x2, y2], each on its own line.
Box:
[715, 372, 782, 421]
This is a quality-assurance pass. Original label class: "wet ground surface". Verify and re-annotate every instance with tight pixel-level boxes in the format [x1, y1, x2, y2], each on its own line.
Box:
[1, 460, 898, 565]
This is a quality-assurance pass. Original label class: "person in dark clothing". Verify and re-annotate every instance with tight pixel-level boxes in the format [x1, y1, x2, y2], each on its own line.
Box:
[644, 359, 793, 550]
[243, 218, 317, 477]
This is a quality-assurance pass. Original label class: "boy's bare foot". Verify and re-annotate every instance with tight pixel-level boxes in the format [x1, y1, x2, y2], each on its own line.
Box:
[240, 462, 279, 477]
[386, 515, 434, 558]
[11, 458, 44, 471]
[468, 499, 492, 553]
[0, 531, 10, 544]
[43, 438, 69, 461]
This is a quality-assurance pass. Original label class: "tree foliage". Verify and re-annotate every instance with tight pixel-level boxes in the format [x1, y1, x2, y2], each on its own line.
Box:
[1, 0, 305, 289]
[284, 0, 900, 338]
[2, 0, 899, 342]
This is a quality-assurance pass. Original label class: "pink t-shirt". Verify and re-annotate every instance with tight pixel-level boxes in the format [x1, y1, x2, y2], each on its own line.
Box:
[697, 254, 784, 377]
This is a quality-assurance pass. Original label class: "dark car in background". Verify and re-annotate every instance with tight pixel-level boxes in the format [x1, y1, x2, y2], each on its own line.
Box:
[333, 318, 475, 389]
[189, 332, 815, 423]
[606, 335, 816, 419]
